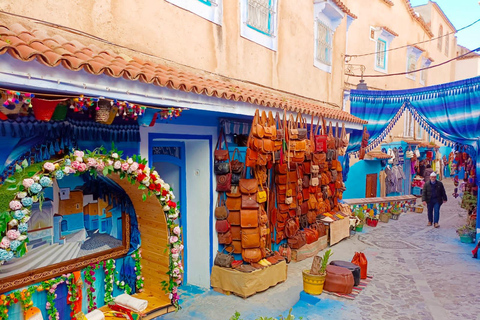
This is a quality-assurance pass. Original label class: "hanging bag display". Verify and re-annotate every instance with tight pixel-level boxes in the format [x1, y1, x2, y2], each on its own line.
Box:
[214, 128, 230, 162]
[262, 110, 277, 139]
[215, 193, 229, 220]
[241, 227, 261, 248]
[226, 188, 242, 211]
[327, 122, 336, 149]
[242, 248, 262, 263]
[251, 110, 265, 138]
[314, 117, 328, 153]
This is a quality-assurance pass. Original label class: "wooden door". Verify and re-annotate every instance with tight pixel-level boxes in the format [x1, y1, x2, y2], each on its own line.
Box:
[366, 173, 378, 198]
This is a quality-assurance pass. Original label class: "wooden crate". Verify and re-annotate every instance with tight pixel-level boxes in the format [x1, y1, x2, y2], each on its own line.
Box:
[291, 235, 328, 262]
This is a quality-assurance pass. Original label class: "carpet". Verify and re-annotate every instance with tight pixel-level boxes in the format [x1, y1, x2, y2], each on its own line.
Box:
[323, 275, 373, 300]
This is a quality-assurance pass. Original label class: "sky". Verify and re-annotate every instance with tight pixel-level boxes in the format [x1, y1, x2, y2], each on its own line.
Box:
[410, 0, 480, 50]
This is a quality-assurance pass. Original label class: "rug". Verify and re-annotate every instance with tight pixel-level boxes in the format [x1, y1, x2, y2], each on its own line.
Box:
[323, 275, 373, 300]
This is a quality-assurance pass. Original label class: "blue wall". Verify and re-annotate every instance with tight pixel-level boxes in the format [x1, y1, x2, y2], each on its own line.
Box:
[343, 159, 383, 199]
[61, 212, 84, 235]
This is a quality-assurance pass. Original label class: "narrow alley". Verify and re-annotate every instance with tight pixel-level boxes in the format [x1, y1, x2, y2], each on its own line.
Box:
[162, 178, 480, 320]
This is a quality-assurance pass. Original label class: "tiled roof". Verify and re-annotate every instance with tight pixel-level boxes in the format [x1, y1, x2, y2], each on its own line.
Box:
[380, 0, 394, 6]
[409, 44, 425, 52]
[380, 26, 399, 37]
[0, 20, 367, 124]
[366, 151, 392, 159]
[331, 0, 358, 19]
[402, 0, 434, 37]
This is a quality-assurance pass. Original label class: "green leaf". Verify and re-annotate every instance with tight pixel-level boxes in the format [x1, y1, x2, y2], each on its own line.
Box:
[32, 195, 38, 203]
[7, 185, 17, 191]
[15, 164, 23, 173]
[103, 168, 109, 176]
[27, 171, 36, 177]
[138, 185, 146, 190]
[5, 177, 16, 184]
[133, 155, 137, 162]
[120, 172, 125, 179]
[131, 179, 136, 185]
[21, 159, 29, 168]
[142, 193, 147, 202]
[19, 185, 24, 192]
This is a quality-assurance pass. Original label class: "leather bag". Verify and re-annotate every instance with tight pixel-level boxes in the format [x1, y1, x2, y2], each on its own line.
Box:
[216, 173, 232, 192]
[227, 210, 241, 226]
[275, 163, 288, 174]
[330, 260, 361, 286]
[241, 194, 259, 209]
[287, 231, 306, 249]
[307, 210, 317, 224]
[351, 252, 368, 279]
[214, 244, 235, 268]
[245, 147, 258, 167]
[327, 122, 336, 149]
[285, 218, 299, 238]
[324, 265, 355, 294]
[308, 194, 318, 210]
[262, 110, 277, 139]
[218, 230, 233, 244]
[314, 117, 328, 153]
[304, 228, 319, 244]
[215, 194, 229, 220]
[275, 174, 287, 185]
[239, 179, 258, 194]
[226, 189, 242, 211]
[241, 210, 259, 228]
[230, 148, 244, 174]
[215, 219, 231, 233]
[214, 161, 230, 175]
[251, 110, 265, 138]
[241, 227, 260, 248]
[214, 128, 230, 162]
[288, 113, 308, 140]
[242, 248, 262, 263]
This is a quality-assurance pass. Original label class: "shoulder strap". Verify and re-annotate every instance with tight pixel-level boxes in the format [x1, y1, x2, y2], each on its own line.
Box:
[268, 111, 275, 126]
[261, 110, 267, 126]
[216, 128, 225, 151]
[276, 112, 283, 131]
[336, 122, 339, 139]
[322, 117, 327, 135]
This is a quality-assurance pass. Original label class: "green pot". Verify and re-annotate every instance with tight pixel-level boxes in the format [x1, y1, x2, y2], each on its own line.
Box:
[355, 224, 364, 232]
[459, 235, 474, 243]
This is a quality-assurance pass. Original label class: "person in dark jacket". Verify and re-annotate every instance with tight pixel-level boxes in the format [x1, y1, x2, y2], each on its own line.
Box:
[423, 164, 434, 181]
[422, 172, 447, 228]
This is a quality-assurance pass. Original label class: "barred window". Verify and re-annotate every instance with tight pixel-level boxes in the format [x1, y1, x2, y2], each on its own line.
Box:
[375, 39, 387, 69]
[316, 20, 333, 66]
[247, 0, 275, 35]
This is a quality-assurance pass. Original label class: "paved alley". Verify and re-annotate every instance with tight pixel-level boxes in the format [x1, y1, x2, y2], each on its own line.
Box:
[159, 178, 480, 320]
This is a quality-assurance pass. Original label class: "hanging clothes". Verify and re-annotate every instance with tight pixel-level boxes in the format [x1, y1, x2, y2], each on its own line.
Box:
[379, 170, 387, 197]
[385, 166, 396, 194]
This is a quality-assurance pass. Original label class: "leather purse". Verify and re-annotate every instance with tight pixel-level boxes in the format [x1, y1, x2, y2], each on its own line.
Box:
[327, 122, 336, 149]
[311, 165, 320, 174]
[242, 248, 262, 263]
[249, 135, 263, 152]
[256, 153, 268, 166]
[307, 210, 317, 224]
[245, 147, 258, 167]
[227, 210, 241, 226]
[275, 174, 287, 185]
[277, 184, 287, 195]
[231, 172, 241, 185]
[262, 139, 275, 154]
[214, 161, 230, 175]
[262, 110, 277, 139]
[241, 227, 260, 248]
[314, 117, 328, 153]
[241, 209, 259, 228]
[287, 231, 306, 249]
[340, 123, 349, 148]
[214, 128, 230, 162]
[251, 110, 265, 138]
[231, 225, 241, 240]
[288, 113, 308, 140]
[285, 218, 299, 238]
[241, 194, 259, 209]
[214, 244, 235, 268]
[310, 176, 319, 187]
[226, 189, 242, 211]
[304, 228, 319, 244]
[308, 194, 318, 210]
[216, 173, 232, 192]
[215, 219, 231, 233]
[215, 193, 229, 220]
[275, 163, 288, 174]
[299, 214, 308, 229]
[218, 230, 233, 244]
[312, 153, 326, 165]
[230, 148, 244, 174]
[239, 179, 258, 194]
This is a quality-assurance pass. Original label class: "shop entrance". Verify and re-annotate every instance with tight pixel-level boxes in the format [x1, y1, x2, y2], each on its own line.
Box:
[366, 173, 378, 198]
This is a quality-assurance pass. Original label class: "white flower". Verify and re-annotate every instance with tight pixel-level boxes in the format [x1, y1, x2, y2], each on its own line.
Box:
[33, 175, 39, 182]
[107, 160, 113, 166]
[172, 253, 179, 260]
[155, 179, 161, 184]
[75, 157, 83, 163]
[163, 205, 171, 211]
[22, 216, 31, 223]
[112, 153, 119, 159]
[170, 193, 176, 200]
[144, 168, 150, 176]
[17, 235, 27, 241]
[17, 192, 27, 199]
[142, 177, 150, 185]
[127, 158, 133, 164]
[164, 183, 170, 190]
[114, 161, 122, 170]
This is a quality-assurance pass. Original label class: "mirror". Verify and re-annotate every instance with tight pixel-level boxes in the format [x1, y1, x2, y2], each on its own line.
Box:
[0, 174, 131, 292]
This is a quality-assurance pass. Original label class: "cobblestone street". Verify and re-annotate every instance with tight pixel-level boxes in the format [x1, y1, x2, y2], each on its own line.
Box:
[161, 178, 480, 320]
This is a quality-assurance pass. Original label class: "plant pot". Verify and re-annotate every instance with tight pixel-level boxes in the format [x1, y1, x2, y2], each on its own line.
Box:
[459, 235, 474, 243]
[379, 213, 390, 223]
[355, 224, 364, 232]
[366, 217, 378, 227]
[390, 213, 400, 220]
[302, 270, 326, 295]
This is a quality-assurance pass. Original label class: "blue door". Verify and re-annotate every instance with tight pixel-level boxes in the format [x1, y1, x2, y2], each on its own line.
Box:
[150, 141, 187, 281]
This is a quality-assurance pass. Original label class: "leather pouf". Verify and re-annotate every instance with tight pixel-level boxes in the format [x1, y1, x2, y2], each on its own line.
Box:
[323, 265, 354, 294]
[330, 260, 361, 286]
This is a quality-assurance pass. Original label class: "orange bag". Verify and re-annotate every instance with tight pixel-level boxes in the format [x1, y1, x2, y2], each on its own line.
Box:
[351, 252, 368, 279]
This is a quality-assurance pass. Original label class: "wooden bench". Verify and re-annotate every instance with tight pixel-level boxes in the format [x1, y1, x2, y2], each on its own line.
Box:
[343, 195, 417, 215]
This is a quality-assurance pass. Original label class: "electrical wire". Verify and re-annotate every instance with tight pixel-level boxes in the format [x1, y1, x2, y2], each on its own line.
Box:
[346, 17, 480, 58]
[348, 46, 480, 78]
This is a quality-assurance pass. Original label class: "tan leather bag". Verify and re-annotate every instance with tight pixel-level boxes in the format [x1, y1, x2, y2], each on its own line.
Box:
[241, 210, 259, 228]
[231, 226, 241, 241]
[239, 179, 258, 194]
[241, 227, 260, 248]
[242, 248, 262, 263]
[241, 194, 259, 209]
[227, 210, 240, 226]
[251, 110, 265, 138]
[226, 190, 242, 211]
[262, 110, 277, 139]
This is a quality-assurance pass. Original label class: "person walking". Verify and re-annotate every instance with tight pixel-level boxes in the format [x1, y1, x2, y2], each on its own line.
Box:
[423, 164, 434, 181]
[422, 172, 447, 228]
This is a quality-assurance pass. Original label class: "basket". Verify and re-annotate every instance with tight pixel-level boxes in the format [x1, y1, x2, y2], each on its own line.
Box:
[50, 103, 68, 120]
[415, 206, 424, 213]
[366, 217, 378, 227]
[391, 213, 400, 220]
[379, 213, 390, 223]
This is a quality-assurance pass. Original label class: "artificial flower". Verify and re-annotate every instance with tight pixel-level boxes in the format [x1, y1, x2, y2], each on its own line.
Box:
[121, 163, 129, 171]
[9, 240, 21, 251]
[0, 237, 10, 249]
[13, 210, 25, 220]
[114, 161, 121, 170]
[6, 230, 20, 240]
[173, 226, 181, 235]
[33, 175, 40, 182]
[21, 216, 30, 224]
[9, 200, 22, 210]
[8, 219, 18, 228]
[71, 161, 80, 170]
[172, 253, 179, 260]
[22, 178, 34, 189]
[127, 158, 133, 165]
[87, 158, 98, 168]
[30, 183, 43, 194]
[169, 236, 178, 244]
[43, 162, 55, 172]
[18, 223, 28, 233]
[112, 153, 119, 159]
[97, 160, 105, 171]
[130, 162, 139, 172]
[40, 176, 52, 187]
[74, 150, 84, 158]
[0, 249, 13, 261]
[21, 197, 33, 207]
[64, 159, 71, 166]
[77, 163, 87, 172]
[55, 170, 65, 180]
[16, 192, 27, 199]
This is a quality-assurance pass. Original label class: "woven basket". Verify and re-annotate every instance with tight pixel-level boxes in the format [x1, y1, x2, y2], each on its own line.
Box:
[379, 213, 390, 223]
[415, 206, 424, 213]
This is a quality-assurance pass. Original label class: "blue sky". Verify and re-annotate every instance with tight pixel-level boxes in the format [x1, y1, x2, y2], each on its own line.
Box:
[410, 0, 480, 50]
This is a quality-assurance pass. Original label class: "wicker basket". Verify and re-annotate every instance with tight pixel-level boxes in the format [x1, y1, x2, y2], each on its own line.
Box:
[391, 213, 400, 220]
[379, 213, 390, 223]
[415, 205, 424, 213]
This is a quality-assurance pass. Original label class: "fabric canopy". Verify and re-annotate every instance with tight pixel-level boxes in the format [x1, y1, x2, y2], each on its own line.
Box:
[348, 75, 480, 242]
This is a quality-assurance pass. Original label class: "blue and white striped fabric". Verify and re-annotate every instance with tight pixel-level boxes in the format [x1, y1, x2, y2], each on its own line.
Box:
[220, 118, 251, 135]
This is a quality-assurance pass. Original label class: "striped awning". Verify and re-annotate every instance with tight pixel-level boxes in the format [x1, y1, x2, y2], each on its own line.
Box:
[220, 118, 251, 135]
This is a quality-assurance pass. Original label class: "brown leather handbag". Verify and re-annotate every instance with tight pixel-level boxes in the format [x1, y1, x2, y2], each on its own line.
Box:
[215, 193, 229, 220]
[239, 179, 258, 194]
[314, 117, 328, 153]
[304, 228, 319, 244]
[307, 210, 317, 224]
[230, 225, 241, 241]
[262, 110, 277, 139]
[214, 128, 230, 161]
[251, 110, 265, 138]
[216, 173, 232, 192]
[226, 189, 242, 211]
[327, 122, 336, 149]
[277, 184, 287, 195]
[287, 231, 306, 249]
[241, 227, 260, 248]
[214, 244, 235, 268]
[245, 147, 258, 167]
[288, 113, 308, 140]
[215, 219, 231, 233]
[275, 174, 287, 185]
[285, 218, 299, 238]
[241, 194, 259, 209]
[241, 210, 259, 228]
[275, 163, 288, 174]
[256, 153, 268, 166]
[230, 148, 244, 174]
[242, 248, 262, 263]
[227, 210, 241, 226]
[308, 194, 318, 210]
[312, 153, 326, 165]
[218, 230, 232, 245]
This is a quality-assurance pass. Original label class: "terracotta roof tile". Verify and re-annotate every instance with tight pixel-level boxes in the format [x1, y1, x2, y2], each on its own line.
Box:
[380, 0, 394, 6]
[0, 20, 367, 124]
[380, 26, 399, 37]
[366, 151, 392, 159]
[402, 0, 434, 37]
[331, 0, 358, 19]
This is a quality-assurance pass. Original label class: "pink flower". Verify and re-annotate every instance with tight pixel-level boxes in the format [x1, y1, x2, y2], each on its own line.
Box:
[97, 161, 105, 171]
[171, 248, 178, 254]
[172, 287, 177, 294]
[169, 236, 178, 244]
[22, 178, 34, 189]
[0, 237, 10, 249]
[77, 163, 87, 172]
[75, 157, 83, 163]
[6, 230, 20, 240]
[114, 161, 122, 170]
[43, 162, 55, 172]
[71, 161, 80, 170]
[87, 158, 98, 168]
[175, 279, 182, 285]
[9, 200, 22, 211]
[121, 162, 129, 171]
[74, 150, 84, 158]
[173, 226, 181, 235]
[130, 162, 139, 172]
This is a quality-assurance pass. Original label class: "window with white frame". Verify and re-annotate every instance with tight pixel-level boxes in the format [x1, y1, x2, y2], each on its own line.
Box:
[166, 0, 222, 25]
[372, 28, 396, 73]
[404, 110, 414, 138]
[405, 46, 423, 80]
[419, 57, 432, 86]
[375, 39, 387, 70]
[445, 34, 449, 56]
[316, 20, 333, 66]
[240, 0, 278, 50]
[313, 0, 344, 73]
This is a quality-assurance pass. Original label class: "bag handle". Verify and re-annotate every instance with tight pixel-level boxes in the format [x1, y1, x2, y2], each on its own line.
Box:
[275, 112, 283, 131]
[221, 243, 234, 255]
[260, 110, 268, 126]
[232, 148, 242, 162]
[215, 127, 225, 151]
[268, 111, 275, 127]
[216, 192, 227, 207]
[336, 122, 339, 140]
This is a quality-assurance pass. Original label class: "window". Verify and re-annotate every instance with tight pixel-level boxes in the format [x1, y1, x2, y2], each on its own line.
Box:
[416, 121, 423, 140]
[445, 34, 449, 56]
[313, 1, 344, 73]
[406, 46, 423, 80]
[438, 25, 443, 51]
[316, 20, 333, 66]
[166, 0, 223, 25]
[240, 0, 278, 50]
[375, 39, 387, 70]
[61, 220, 68, 232]
[404, 110, 414, 138]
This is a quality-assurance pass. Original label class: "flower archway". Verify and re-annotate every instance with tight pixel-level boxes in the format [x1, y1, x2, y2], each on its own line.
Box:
[0, 145, 183, 308]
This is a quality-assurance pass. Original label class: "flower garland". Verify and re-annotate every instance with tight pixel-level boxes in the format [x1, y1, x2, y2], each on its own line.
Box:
[132, 250, 144, 292]
[0, 144, 183, 309]
[103, 259, 116, 304]
[84, 263, 102, 313]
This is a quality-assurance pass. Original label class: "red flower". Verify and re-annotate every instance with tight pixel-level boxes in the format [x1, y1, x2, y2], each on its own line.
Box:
[150, 174, 156, 180]
[168, 200, 176, 208]
[162, 189, 168, 196]
[138, 164, 145, 171]
[156, 184, 162, 191]
[148, 184, 155, 190]
[137, 173, 146, 182]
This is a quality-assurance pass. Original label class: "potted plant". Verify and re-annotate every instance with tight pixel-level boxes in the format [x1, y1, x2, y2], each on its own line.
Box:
[379, 211, 391, 223]
[302, 249, 333, 295]
[461, 191, 477, 216]
[365, 209, 378, 227]
[355, 209, 365, 232]
[390, 208, 401, 220]
[456, 219, 476, 243]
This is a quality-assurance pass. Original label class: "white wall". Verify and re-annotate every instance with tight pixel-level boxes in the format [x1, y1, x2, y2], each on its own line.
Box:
[455, 58, 480, 81]
[140, 123, 217, 289]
